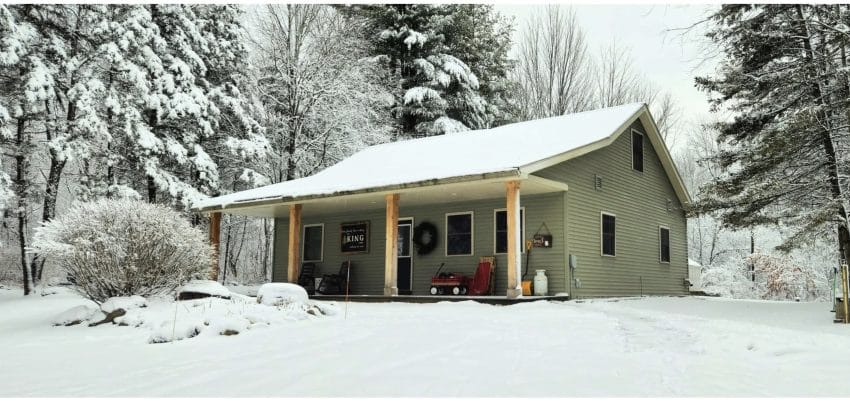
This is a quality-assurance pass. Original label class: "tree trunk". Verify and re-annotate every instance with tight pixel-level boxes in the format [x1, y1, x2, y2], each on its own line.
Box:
[222, 214, 232, 284]
[262, 218, 271, 281]
[285, 125, 297, 181]
[147, 175, 156, 203]
[15, 118, 31, 295]
[229, 218, 248, 281]
[796, 4, 850, 266]
[29, 154, 66, 285]
[30, 97, 69, 286]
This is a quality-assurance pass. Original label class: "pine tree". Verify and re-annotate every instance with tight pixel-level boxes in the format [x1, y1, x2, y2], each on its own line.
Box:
[341, 5, 493, 137]
[0, 4, 49, 294]
[441, 5, 515, 126]
[695, 5, 850, 262]
[73, 5, 267, 209]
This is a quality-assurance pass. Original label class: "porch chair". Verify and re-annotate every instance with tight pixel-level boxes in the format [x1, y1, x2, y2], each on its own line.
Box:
[317, 260, 352, 295]
[298, 263, 318, 295]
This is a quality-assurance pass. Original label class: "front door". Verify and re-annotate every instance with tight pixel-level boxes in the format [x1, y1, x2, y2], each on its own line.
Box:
[398, 219, 413, 295]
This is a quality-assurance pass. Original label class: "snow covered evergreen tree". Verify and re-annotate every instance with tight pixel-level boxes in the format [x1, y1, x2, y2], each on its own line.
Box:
[132, 5, 265, 208]
[440, 5, 515, 127]
[341, 5, 495, 137]
[0, 7, 19, 213]
[0, 4, 54, 294]
[0, 4, 267, 292]
[696, 5, 850, 262]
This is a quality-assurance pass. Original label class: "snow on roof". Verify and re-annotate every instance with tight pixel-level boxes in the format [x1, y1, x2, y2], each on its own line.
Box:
[195, 103, 646, 210]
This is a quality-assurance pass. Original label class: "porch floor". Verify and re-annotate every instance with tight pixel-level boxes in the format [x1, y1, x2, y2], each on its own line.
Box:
[309, 294, 571, 305]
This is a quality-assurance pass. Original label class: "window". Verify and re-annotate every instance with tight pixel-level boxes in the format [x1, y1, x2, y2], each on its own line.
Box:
[303, 224, 323, 262]
[494, 208, 525, 254]
[632, 129, 644, 172]
[601, 213, 616, 256]
[446, 212, 473, 256]
[659, 226, 671, 263]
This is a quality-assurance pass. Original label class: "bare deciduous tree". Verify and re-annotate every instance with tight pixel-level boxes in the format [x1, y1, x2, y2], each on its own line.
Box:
[512, 5, 593, 120]
[654, 92, 682, 146]
[220, 5, 393, 282]
[594, 41, 659, 109]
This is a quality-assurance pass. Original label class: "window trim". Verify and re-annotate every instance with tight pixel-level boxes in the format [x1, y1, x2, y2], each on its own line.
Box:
[445, 211, 474, 257]
[493, 207, 526, 255]
[302, 223, 324, 262]
[600, 212, 616, 257]
[659, 225, 671, 264]
[631, 128, 644, 173]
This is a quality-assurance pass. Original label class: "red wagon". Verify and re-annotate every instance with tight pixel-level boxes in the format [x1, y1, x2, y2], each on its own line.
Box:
[428, 258, 495, 296]
[429, 263, 471, 295]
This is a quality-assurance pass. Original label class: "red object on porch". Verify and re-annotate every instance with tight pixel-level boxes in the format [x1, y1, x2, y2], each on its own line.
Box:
[468, 260, 494, 296]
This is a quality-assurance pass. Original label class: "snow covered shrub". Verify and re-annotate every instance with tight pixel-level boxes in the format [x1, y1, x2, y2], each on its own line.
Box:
[701, 261, 756, 298]
[31, 199, 213, 303]
[701, 252, 831, 301]
[748, 252, 828, 301]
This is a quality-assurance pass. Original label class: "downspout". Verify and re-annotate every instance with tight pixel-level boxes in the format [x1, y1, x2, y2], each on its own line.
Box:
[563, 188, 571, 299]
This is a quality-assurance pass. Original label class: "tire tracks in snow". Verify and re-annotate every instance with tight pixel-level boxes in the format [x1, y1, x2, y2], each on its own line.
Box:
[578, 301, 702, 396]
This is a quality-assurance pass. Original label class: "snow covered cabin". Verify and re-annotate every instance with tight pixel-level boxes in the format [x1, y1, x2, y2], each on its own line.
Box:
[194, 103, 691, 298]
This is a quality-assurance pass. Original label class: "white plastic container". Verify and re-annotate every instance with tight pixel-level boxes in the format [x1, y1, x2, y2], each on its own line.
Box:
[533, 269, 548, 296]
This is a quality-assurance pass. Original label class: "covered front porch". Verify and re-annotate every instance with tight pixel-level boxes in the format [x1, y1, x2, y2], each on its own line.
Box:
[309, 294, 572, 304]
[206, 173, 569, 299]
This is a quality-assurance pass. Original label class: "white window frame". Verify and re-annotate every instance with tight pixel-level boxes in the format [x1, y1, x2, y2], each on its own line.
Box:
[493, 207, 526, 254]
[445, 211, 474, 257]
[631, 128, 644, 173]
[600, 212, 616, 257]
[302, 223, 324, 262]
[659, 225, 671, 264]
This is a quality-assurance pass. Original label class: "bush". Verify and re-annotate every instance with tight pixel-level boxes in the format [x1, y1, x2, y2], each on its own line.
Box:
[701, 260, 756, 299]
[31, 199, 213, 303]
[701, 252, 831, 301]
[748, 252, 828, 301]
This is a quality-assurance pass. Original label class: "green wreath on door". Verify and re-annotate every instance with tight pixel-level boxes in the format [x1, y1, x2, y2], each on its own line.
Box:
[412, 221, 438, 255]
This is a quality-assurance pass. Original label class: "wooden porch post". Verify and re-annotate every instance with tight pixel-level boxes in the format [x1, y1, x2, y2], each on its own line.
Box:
[506, 181, 522, 298]
[384, 193, 399, 296]
[209, 211, 221, 281]
[287, 204, 302, 283]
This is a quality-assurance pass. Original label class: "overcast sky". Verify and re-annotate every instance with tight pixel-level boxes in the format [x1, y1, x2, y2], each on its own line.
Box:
[495, 4, 720, 139]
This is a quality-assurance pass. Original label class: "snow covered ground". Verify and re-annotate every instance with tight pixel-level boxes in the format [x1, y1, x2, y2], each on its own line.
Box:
[1, 286, 848, 397]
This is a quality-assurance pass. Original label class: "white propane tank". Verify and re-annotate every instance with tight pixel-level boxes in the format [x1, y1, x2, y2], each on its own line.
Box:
[533, 269, 548, 296]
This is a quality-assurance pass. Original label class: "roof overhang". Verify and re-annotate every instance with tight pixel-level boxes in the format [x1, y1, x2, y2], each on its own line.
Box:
[196, 170, 569, 218]
[193, 103, 690, 217]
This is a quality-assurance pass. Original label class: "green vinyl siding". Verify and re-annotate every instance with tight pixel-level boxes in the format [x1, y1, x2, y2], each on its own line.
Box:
[535, 119, 689, 297]
[271, 118, 688, 298]
[272, 192, 566, 295]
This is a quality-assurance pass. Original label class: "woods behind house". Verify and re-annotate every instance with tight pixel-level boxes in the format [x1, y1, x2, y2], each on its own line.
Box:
[0, 4, 840, 300]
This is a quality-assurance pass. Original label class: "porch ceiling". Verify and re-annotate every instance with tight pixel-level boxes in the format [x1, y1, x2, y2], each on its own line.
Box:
[217, 175, 568, 218]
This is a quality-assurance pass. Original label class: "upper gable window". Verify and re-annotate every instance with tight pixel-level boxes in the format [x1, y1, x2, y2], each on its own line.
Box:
[631, 129, 644, 172]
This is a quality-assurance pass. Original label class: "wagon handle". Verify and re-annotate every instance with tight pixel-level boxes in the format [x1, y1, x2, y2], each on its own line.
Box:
[435, 262, 446, 276]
